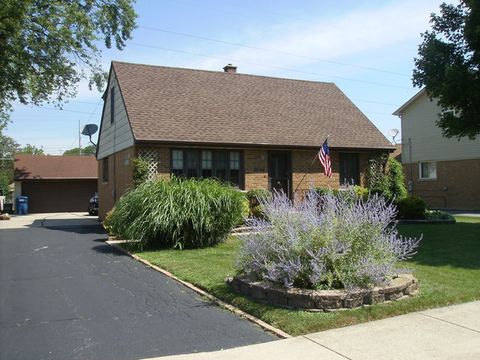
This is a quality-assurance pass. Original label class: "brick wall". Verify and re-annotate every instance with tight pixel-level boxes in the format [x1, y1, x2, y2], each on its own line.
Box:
[406, 158, 480, 210]
[98, 145, 382, 218]
[292, 150, 340, 193]
[244, 149, 268, 190]
[98, 146, 135, 220]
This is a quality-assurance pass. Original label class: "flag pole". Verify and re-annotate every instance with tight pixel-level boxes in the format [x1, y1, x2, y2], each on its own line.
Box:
[293, 135, 330, 196]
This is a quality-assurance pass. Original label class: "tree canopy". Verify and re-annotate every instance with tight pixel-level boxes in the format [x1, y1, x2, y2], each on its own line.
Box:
[16, 144, 45, 155]
[63, 145, 96, 156]
[0, 0, 137, 126]
[413, 0, 480, 139]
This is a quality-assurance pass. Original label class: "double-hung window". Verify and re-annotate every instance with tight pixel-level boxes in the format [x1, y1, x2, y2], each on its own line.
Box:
[419, 161, 437, 180]
[171, 149, 242, 187]
[172, 150, 184, 176]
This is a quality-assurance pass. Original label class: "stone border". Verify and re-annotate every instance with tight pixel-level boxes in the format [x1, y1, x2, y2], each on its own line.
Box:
[226, 274, 418, 311]
[106, 239, 291, 339]
[398, 219, 455, 225]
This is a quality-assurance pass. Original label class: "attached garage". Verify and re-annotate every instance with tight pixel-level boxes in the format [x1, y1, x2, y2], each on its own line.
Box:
[14, 155, 97, 213]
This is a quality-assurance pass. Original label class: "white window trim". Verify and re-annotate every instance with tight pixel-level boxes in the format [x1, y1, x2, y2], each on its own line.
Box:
[419, 161, 437, 181]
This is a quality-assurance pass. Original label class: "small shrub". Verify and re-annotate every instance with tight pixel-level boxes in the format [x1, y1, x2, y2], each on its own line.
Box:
[425, 209, 455, 221]
[396, 196, 427, 219]
[103, 209, 115, 235]
[0, 171, 11, 202]
[314, 186, 368, 203]
[239, 198, 250, 225]
[108, 177, 245, 249]
[237, 187, 421, 290]
[246, 189, 271, 219]
[132, 157, 150, 187]
[246, 189, 271, 206]
[313, 187, 334, 197]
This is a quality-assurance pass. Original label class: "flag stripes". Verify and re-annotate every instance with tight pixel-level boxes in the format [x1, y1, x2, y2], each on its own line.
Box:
[318, 139, 332, 178]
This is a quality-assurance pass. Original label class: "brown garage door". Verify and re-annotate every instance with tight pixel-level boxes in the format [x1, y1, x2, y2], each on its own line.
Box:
[21, 179, 98, 213]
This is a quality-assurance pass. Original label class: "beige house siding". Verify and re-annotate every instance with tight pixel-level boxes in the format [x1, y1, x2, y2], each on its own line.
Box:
[97, 70, 134, 160]
[400, 92, 480, 163]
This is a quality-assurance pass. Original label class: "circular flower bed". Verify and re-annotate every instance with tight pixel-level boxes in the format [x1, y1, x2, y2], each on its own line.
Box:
[226, 274, 419, 311]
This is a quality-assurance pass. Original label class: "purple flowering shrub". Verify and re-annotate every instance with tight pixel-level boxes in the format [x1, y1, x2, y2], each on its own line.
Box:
[237, 188, 421, 290]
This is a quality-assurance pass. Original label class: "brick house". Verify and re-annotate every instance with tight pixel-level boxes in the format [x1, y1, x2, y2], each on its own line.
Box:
[393, 88, 480, 210]
[14, 155, 97, 213]
[96, 61, 394, 219]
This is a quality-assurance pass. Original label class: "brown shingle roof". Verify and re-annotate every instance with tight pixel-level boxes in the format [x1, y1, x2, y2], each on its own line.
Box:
[112, 61, 393, 150]
[14, 155, 97, 180]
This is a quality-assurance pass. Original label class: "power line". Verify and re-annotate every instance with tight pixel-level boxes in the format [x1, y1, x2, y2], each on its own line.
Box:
[351, 98, 399, 106]
[129, 42, 412, 90]
[139, 25, 409, 78]
[68, 100, 100, 105]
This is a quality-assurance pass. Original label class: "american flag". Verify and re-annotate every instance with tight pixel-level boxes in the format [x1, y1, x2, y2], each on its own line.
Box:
[318, 139, 332, 178]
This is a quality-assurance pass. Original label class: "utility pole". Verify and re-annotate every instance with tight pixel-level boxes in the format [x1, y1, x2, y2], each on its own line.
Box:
[78, 120, 82, 156]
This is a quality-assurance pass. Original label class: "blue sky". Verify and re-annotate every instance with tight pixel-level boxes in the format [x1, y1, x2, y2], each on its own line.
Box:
[6, 0, 450, 154]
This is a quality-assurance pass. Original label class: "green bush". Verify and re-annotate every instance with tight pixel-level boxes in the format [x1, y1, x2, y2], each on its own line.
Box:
[0, 171, 10, 201]
[396, 196, 427, 219]
[132, 157, 150, 187]
[425, 209, 455, 221]
[387, 158, 408, 200]
[246, 189, 271, 206]
[108, 177, 245, 249]
[246, 189, 271, 219]
[366, 156, 407, 201]
[314, 186, 369, 201]
[313, 186, 334, 197]
[103, 209, 115, 235]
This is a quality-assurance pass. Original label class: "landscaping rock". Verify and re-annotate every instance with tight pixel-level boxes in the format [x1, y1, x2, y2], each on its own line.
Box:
[226, 274, 418, 311]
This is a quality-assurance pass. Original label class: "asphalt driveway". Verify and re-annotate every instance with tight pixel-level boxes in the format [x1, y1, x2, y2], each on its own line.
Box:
[0, 215, 274, 360]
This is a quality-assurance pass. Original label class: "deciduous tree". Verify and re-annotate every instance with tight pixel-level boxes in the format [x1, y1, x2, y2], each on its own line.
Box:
[0, 0, 137, 126]
[413, 0, 480, 139]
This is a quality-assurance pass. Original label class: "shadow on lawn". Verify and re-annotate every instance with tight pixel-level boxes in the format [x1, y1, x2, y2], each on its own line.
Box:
[400, 222, 480, 269]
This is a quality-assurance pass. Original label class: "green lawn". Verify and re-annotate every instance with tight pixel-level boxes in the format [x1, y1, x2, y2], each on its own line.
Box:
[129, 216, 480, 336]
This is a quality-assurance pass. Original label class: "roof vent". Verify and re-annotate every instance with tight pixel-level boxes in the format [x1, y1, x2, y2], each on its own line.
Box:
[223, 64, 237, 73]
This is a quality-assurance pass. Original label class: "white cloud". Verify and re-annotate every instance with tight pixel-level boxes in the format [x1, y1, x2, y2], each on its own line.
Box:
[194, 0, 440, 74]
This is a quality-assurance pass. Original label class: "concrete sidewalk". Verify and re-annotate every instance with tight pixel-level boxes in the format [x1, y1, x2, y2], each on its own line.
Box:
[0, 212, 100, 229]
[143, 301, 480, 360]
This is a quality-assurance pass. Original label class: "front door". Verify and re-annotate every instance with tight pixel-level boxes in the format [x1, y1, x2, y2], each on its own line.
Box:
[268, 151, 292, 198]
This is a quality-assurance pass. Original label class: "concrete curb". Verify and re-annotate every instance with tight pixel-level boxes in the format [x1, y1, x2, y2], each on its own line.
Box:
[105, 240, 291, 339]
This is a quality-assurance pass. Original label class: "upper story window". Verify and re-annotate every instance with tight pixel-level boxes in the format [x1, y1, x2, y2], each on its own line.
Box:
[419, 161, 437, 180]
[110, 87, 115, 124]
[102, 157, 109, 182]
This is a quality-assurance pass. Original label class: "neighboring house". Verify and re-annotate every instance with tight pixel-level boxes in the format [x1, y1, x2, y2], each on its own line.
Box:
[393, 88, 480, 210]
[96, 61, 394, 219]
[14, 155, 97, 213]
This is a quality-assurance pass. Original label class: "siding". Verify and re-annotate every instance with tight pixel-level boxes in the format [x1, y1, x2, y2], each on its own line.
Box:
[97, 70, 134, 160]
[98, 146, 135, 220]
[401, 92, 480, 163]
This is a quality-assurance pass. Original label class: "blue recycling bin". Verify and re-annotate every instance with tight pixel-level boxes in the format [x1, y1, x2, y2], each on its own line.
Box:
[16, 196, 29, 215]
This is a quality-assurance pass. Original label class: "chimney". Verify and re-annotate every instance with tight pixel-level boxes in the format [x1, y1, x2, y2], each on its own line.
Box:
[223, 64, 237, 73]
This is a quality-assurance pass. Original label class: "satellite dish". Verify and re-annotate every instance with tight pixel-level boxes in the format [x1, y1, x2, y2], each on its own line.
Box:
[81, 124, 98, 136]
[81, 124, 98, 147]
[388, 128, 399, 138]
[388, 128, 400, 144]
